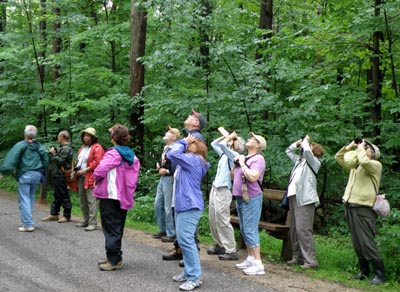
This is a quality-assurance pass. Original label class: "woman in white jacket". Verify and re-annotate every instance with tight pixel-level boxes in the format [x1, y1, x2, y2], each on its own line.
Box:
[285, 135, 323, 270]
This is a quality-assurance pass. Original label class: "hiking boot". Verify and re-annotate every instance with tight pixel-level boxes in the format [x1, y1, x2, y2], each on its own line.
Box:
[286, 258, 304, 266]
[84, 225, 97, 231]
[98, 258, 108, 265]
[179, 260, 184, 267]
[99, 261, 123, 271]
[58, 216, 70, 223]
[179, 280, 202, 291]
[300, 263, 318, 270]
[207, 244, 225, 255]
[152, 232, 166, 239]
[243, 264, 265, 275]
[75, 222, 88, 227]
[236, 259, 253, 270]
[161, 235, 176, 242]
[41, 215, 58, 222]
[162, 247, 182, 260]
[350, 273, 369, 280]
[18, 226, 35, 232]
[218, 252, 239, 261]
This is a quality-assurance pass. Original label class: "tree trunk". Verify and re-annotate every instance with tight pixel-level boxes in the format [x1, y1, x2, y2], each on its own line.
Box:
[366, 0, 383, 143]
[0, 0, 5, 34]
[256, 0, 273, 60]
[129, 0, 147, 155]
[52, 6, 61, 82]
[38, 0, 47, 86]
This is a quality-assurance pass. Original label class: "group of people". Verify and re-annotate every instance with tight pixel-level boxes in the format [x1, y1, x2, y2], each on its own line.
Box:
[152, 114, 386, 290]
[0, 124, 140, 273]
[0, 114, 387, 291]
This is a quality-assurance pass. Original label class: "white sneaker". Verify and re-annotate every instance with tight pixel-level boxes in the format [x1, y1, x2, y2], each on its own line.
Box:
[235, 259, 253, 270]
[243, 264, 265, 275]
[18, 226, 35, 232]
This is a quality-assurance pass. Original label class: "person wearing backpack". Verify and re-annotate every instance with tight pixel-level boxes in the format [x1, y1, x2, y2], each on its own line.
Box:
[285, 135, 324, 270]
[0, 125, 49, 232]
[42, 130, 73, 223]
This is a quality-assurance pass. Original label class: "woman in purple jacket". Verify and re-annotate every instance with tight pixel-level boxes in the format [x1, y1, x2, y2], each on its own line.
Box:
[93, 124, 140, 271]
[167, 134, 209, 291]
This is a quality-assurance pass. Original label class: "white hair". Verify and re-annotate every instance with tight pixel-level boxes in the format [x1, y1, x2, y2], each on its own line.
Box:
[24, 125, 38, 139]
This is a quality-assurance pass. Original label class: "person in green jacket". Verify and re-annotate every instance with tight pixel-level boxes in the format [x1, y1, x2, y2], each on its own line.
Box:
[0, 125, 49, 232]
[335, 138, 385, 285]
[41, 130, 73, 224]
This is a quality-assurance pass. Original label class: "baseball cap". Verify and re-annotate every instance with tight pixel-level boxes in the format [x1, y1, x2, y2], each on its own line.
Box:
[166, 126, 180, 139]
[191, 109, 207, 131]
[249, 132, 267, 150]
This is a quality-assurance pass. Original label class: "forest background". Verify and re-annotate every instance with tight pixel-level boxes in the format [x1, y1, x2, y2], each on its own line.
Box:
[0, 0, 399, 286]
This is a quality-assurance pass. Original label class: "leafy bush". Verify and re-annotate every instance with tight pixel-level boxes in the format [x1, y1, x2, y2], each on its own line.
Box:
[128, 195, 155, 224]
[376, 208, 400, 283]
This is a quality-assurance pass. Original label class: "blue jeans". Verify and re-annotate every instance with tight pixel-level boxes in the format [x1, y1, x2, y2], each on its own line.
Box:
[154, 176, 175, 237]
[18, 171, 42, 227]
[175, 209, 202, 281]
[236, 194, 262, 248]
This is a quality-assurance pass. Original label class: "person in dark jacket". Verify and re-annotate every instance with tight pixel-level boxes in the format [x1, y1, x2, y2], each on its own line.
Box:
[42, 130, 73, 223]
[0, 125, 49, 232]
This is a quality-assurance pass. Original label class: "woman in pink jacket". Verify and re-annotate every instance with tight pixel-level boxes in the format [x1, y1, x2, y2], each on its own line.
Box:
[93, 124, 140, 271]
[75, 127, 104, 231]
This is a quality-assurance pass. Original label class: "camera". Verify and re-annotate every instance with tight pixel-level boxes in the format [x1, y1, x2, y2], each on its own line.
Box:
[354, 137, 363, 144]
[182, 128, 189, 138]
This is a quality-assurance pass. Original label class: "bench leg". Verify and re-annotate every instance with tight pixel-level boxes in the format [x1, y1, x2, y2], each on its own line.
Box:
[237, 233, 246, 249]
[280, 236, 293, 261]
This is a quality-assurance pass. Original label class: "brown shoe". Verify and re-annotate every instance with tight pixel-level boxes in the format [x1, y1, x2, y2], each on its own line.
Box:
[207, 244, 225, 255]
[41, 215, 59, 222]
[286, 258, 304, 266]
[98, 258, 108, 265]
[300, 263, 318, 270]
[152, 232, 167, 239]
[162, 248, 183, 260]
[58, 216, 70, 223]
[99, 261, 123, 271]
[161, 236, 176, 242]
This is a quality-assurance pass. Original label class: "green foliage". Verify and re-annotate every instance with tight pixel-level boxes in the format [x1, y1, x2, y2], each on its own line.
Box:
[128, 195, 155, 224]
[376, 208, 400, 283]
[1, 0, 400, 285]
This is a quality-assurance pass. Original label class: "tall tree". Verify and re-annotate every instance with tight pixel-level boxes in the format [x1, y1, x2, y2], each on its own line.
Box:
[366, 0, 384, 142]
[130, 0, 147, 155]
[52, 5, 61, 81]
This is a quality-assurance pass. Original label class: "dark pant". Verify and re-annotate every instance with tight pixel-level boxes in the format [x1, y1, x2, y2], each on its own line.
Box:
[99, 199, 127, 265]
[51, 176, 72, 218]
[345, 205, 382, 261]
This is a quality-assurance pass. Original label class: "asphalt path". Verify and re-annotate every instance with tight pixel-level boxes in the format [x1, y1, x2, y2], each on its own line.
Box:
[0, 194, 277, 292]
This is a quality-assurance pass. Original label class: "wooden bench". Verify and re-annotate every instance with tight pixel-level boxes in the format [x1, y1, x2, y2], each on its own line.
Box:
[230, 189, 292, 261]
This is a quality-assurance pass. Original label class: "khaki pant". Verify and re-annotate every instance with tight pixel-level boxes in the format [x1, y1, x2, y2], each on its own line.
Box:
[289, 195, 318, 266]
[208, 186, 236, 253]
[78, 176, 98, 226]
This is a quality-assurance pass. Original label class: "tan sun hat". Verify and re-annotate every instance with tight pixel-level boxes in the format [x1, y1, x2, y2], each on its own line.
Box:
[344, 151, 359, 169]
[249, 132, 267, 150]
[80, 127, 97, 138]
[364, 139, 380, 159]
[166, 126, 180, 139]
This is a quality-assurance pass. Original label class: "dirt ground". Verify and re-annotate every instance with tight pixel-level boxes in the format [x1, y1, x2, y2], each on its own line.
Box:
[1, 189, 363, 292]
